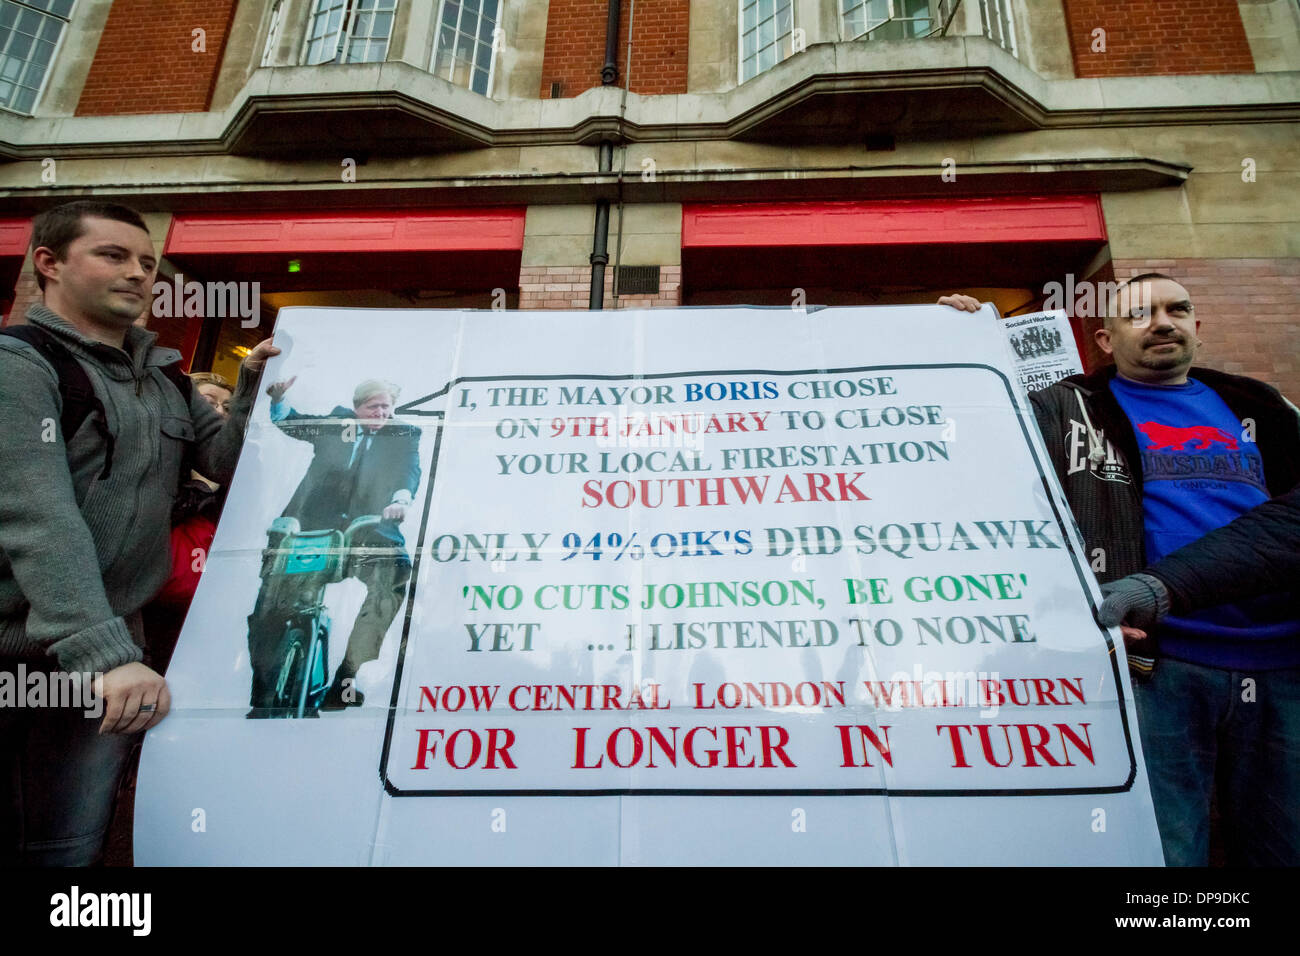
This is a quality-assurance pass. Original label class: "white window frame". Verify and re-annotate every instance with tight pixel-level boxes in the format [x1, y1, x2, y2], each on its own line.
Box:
[978, 0, 1017, 58]
[840, 0, 948, 42]
[299, 0, 398, 66]
[430, 0, 500, 97]
[0, 0, 75, 116]
[260, 0, 286, 67]
[738, 0, 796, 85]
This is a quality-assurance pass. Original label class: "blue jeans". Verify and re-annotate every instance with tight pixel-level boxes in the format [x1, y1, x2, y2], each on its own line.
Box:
[1134, 658, 1300, 866]
[1, 659, 136, 866]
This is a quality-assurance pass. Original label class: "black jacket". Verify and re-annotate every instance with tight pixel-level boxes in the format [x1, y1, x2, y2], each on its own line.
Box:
[1149, 484, 1300, 613]
[274, 406, 422, 548]
[1029, 365, 1300, 584]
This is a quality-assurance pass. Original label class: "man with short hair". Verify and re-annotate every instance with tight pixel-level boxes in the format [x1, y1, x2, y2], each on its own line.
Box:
[943, 276, 1300, 866]
[0, 200, 277, 865]
[247, 374, 421, 714]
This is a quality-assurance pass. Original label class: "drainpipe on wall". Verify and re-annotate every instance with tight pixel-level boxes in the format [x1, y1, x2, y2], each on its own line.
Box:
[601, 0, 621, 85]
[589, 0, 622, 309]
[590, 142, 614, 310]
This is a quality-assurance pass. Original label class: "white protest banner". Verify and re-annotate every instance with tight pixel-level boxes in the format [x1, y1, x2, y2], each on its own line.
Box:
[136, 305, 1163, 865]
[1004, 309, 1085, 393]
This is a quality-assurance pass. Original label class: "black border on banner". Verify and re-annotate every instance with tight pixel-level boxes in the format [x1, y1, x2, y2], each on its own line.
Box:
[378, 364, 1138, 798]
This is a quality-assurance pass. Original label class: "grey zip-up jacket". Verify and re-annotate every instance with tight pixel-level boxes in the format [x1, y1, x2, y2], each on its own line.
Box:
[0, 304, 258, 674]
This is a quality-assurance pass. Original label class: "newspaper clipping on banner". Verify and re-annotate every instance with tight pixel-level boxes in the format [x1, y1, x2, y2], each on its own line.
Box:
[1004, 309, 1084, 393]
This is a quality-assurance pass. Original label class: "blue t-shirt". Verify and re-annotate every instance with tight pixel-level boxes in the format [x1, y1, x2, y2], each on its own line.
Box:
[1110, 375, 1300, 669]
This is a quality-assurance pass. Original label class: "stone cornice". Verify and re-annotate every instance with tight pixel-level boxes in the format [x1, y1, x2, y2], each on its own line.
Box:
[0, 37, 1294, 161]
[0, 158, 1190, 211]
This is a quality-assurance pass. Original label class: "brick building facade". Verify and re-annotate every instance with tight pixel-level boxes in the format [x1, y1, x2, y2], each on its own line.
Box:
[1061, 0, 1257, 77]
[75, 0, 239, 114]
[539, 0, 689, 95]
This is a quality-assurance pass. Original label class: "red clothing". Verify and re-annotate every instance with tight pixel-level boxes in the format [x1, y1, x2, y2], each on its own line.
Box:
[154, 513, 217, 608]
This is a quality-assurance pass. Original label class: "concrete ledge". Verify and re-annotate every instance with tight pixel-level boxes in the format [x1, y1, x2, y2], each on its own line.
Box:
[0, 157, 1191, 212]
[0, 38, 1295, 161]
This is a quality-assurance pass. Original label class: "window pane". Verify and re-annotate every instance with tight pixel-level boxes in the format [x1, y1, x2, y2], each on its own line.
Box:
[436, 27, 455, 58]
[29, 37, 52, 68]
[0, 0, 74, 122]
[304, 0, 399, 66]
[455, 28, 474, 63]
[740, 0, 799, 81]
[305, 0, 348, 64]
[433, 0, 497, 96]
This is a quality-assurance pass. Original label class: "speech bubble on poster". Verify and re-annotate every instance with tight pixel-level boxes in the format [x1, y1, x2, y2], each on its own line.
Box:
[136, 305, 1163, 866]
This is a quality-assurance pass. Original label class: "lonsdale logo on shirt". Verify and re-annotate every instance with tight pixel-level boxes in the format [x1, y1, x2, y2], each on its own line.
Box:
[1135, 420, 1266, 491]
[1066, 420, 1132, 483]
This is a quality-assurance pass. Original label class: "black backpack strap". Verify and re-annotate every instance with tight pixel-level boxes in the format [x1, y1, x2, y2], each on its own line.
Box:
[0, 324, 115, 479]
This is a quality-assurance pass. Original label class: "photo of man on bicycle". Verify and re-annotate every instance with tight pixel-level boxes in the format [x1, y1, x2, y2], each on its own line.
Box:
[246, 376, 422, 717]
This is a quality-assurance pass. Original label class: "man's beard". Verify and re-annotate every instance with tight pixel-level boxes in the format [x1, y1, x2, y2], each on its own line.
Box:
[1136, 335, 1193, 370]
